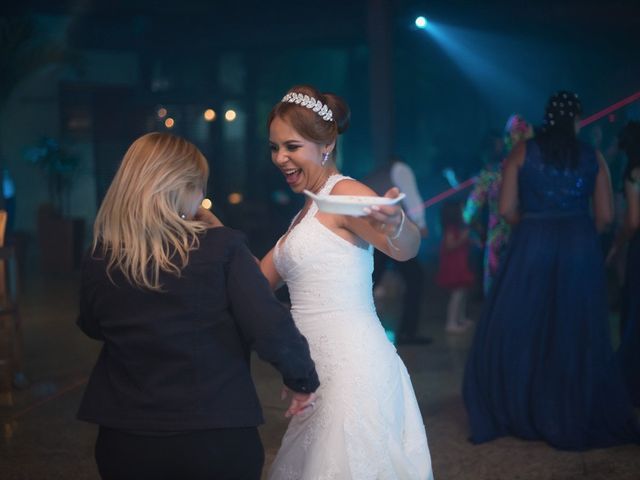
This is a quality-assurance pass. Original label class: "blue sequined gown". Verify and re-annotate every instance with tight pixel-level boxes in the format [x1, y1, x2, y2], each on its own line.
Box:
[463, 139, 640, 450]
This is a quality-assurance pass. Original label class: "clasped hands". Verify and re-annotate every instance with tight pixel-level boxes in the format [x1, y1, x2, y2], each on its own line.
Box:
[281, 387, 317, 418]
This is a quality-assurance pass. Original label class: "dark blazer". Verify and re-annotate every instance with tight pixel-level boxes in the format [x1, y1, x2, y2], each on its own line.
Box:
[77, 227, 319, 432]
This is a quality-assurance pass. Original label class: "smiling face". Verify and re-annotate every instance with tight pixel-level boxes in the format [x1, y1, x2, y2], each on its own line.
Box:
[269, 115, 334, 194]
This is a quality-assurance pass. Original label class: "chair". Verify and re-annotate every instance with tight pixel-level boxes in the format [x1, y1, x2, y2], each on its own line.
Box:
[0, 210, 22, 406]
[0, 210, 7, 304]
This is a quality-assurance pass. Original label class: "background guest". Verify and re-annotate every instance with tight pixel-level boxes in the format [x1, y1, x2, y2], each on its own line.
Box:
[464, 91, 640, 450]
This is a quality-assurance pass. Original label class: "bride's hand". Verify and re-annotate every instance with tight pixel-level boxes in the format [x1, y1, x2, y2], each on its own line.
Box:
[281, 387, 317, 417]
[363, 187, 405, 238]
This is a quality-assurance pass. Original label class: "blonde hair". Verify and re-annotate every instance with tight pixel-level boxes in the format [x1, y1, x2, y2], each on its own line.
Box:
[93, 132, 209, 291]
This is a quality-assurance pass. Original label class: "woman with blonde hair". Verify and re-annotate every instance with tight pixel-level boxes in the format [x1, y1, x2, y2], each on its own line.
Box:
[77, 132, 319, 480]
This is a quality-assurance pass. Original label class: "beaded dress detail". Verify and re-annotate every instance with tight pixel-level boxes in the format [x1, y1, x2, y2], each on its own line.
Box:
[463, 140, 640, 450]
[269, 174, 433, 479]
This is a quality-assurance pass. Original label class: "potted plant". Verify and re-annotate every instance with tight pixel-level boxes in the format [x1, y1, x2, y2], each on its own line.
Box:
[0, 15, 76, 206]
[1, 15, 81, 273]
[25, 137, 84, 272]
[25, 137, 79, 215]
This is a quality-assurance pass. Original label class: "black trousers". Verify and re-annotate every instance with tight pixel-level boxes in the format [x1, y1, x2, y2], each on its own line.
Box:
[95, 426, 264, 480]
[373, 249, 424, 338]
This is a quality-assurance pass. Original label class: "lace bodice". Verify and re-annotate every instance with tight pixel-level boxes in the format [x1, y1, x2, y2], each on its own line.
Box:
[273, 174, 376, 317]
[269, 174, 433, 480]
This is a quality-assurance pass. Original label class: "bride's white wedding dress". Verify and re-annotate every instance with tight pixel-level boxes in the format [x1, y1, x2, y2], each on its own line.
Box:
[269, 174, 433, 480]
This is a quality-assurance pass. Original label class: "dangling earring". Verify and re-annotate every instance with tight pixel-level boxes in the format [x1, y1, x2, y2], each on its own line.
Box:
[321, 152, 330, 166]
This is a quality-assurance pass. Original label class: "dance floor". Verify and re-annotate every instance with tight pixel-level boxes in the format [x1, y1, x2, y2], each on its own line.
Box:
[1, 265, 638, 479]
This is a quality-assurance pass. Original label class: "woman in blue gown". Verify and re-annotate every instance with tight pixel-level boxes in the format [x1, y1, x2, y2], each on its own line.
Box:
[609, 121, 640, 406]
[463, 91, 640, 451]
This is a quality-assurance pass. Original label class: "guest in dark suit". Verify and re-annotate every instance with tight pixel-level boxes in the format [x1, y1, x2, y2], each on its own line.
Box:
[77, 132, 319, 480]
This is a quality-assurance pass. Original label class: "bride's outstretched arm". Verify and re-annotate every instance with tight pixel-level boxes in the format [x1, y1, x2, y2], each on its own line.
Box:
[331, 180, 421, 261]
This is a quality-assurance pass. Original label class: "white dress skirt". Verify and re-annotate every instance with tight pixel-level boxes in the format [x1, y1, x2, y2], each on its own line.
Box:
[268, 175, 433, 480]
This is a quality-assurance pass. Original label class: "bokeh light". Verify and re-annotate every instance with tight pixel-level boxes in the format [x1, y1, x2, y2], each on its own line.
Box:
[228, 192, 243, 204]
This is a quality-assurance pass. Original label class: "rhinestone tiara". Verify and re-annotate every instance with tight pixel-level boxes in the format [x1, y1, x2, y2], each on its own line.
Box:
[281, 92, 334, 122]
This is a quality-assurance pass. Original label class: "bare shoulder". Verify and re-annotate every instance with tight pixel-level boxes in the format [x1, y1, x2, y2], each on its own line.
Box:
[330, 178, 378, 196]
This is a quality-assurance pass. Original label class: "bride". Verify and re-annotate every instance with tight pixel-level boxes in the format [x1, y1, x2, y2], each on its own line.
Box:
[261, 85, 433, 480]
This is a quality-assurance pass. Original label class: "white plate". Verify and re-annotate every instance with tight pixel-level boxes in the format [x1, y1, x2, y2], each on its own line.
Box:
[304, 190, 406, 217]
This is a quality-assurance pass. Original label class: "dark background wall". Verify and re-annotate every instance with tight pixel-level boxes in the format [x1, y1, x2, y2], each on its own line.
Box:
[1, 0, 639, 259]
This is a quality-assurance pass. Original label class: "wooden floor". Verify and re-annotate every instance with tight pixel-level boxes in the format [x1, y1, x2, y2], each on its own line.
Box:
[1, 266, 639, 480]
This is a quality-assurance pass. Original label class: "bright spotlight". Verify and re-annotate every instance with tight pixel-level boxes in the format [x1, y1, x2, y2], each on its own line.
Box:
[201, 198, 213, 210]
[415, 16, 427, 29]
[225, 109, 237, 122]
